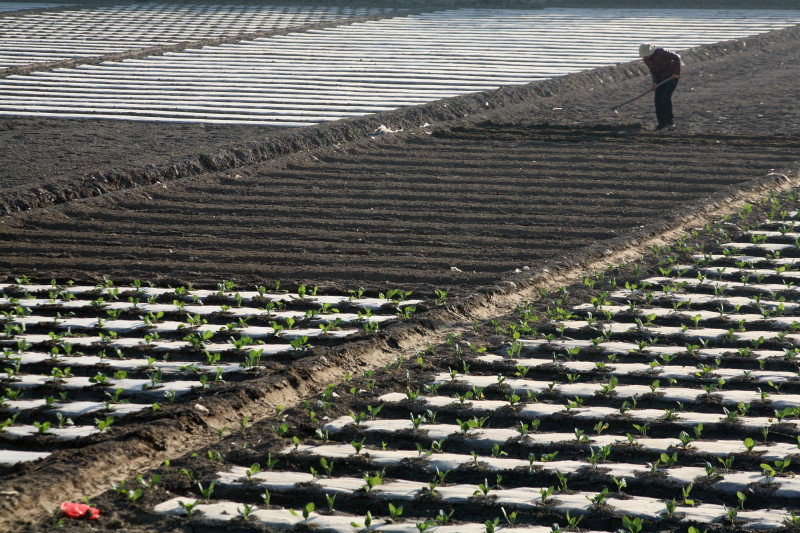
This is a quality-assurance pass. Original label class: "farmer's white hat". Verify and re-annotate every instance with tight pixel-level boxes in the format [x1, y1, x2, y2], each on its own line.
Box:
[639, 43, 657, 57]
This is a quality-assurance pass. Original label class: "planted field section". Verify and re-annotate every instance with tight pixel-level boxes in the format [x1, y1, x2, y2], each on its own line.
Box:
[148, 207, 800, 532]
[0, 8, 797, 125]
[0, 3, 394, 68]
[0, 280, 419, 470]
[1, 125, 798, 291]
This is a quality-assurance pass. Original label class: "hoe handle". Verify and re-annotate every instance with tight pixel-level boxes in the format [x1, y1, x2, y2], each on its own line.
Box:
[611, 78, 674, 111]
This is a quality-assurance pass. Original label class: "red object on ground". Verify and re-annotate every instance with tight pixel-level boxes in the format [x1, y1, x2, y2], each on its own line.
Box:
[60, 502, 100, 520]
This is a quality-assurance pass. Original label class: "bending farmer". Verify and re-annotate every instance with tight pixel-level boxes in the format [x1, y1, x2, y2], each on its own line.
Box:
[639, 43, 681, 131]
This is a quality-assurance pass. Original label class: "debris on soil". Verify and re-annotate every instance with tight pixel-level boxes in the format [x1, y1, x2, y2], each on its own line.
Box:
[59, 502, 99, 520]
[371, 125, 403, 136]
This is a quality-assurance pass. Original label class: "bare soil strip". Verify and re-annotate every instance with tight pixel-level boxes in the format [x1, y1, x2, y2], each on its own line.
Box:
[0, 126, 796, 294]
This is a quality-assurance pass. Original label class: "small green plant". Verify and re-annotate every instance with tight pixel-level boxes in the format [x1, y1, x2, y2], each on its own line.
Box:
[586, 488, 609, 507]
[500, 507, 517, 526]
[350, 438, 365, 455]
[387, 502, 403, 522]
[178, 500, 200, 516]
[198, 480, 216, 502]
[290, 502, 315, 522]
[95, 416, 114, 432]
[484, 517, 501, 533]
[621, 515, 643, 533]
[564, 510, 583, 529]
[245, 463, 260, 480]
[362, 472, 384, 493]
[434, 508, 454, 526]
[323, 492, 336, 512]
[237, 503, 254, 520]
[474, 479, 491, 497]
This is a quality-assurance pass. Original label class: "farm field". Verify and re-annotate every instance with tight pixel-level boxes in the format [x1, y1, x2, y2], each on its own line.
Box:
[27, 196, 800, 532]
[0, 1, 799, 530]
[0, 7, 797, 215]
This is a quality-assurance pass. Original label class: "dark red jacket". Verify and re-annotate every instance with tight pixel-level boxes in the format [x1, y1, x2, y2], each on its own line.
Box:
[644, 48, 681, 83]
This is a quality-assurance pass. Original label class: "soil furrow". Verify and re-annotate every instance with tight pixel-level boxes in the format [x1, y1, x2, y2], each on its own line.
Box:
[182, 174, 756, 196]
[299, 151, 793, 171]
[1, 129, 794, 291]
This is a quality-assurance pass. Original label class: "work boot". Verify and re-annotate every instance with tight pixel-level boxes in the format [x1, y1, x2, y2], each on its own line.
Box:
[654, 122, 674, 131]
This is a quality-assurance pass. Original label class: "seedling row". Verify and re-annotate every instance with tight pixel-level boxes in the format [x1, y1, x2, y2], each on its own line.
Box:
[0, 279, 423, 470]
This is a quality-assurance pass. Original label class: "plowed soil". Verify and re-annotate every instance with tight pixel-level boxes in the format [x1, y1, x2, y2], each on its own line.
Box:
[0, 126, 797, 295]
[0, 118, 275, 191]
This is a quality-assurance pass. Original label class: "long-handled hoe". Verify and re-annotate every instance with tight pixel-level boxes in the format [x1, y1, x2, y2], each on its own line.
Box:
[611, 78, 674, 116]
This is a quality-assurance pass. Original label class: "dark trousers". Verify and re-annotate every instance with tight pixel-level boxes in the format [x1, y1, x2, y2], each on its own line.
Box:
[654, 78, 678, 126]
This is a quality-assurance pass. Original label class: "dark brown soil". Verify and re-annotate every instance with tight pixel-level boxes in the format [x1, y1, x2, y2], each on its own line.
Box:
[0, 129, 797, 295]
[0, 118, 278, 191]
